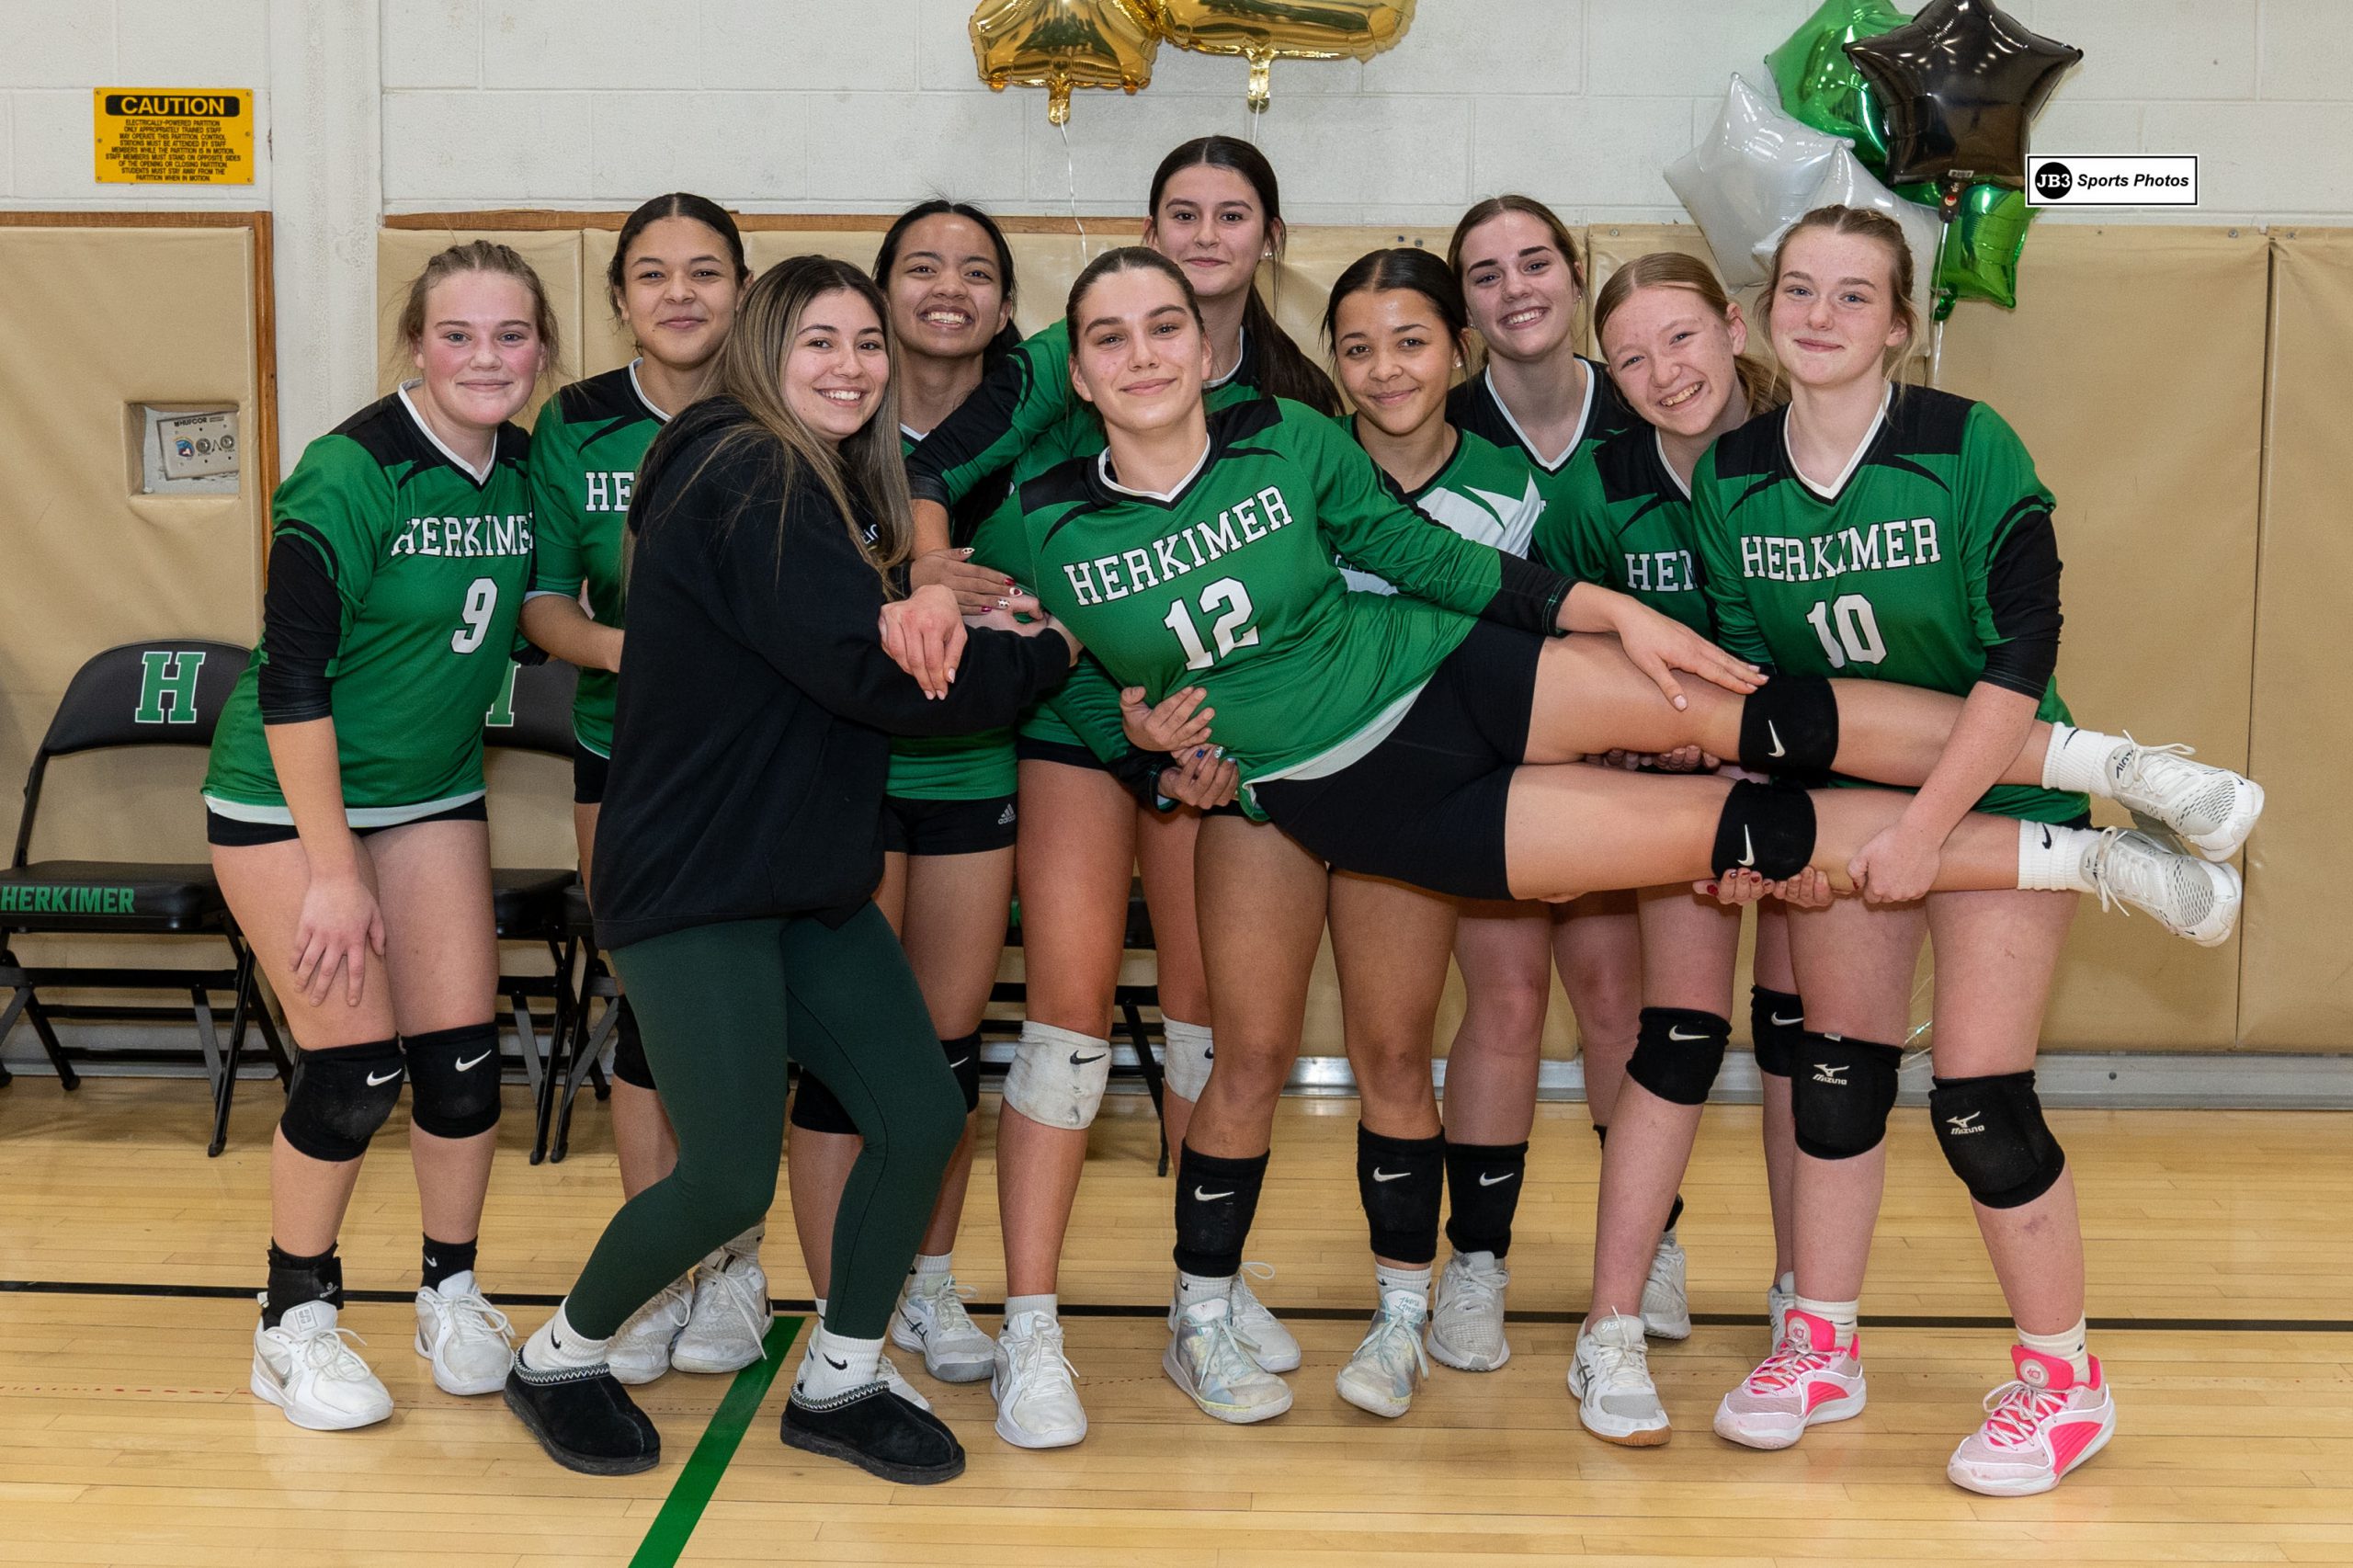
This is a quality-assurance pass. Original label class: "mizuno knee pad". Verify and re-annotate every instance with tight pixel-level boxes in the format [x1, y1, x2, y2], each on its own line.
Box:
[1625, 1007, 1731, 1107]
[1712, 779, 1817, 881]
[278, 1038, 404, 1162]
[1929, 1071, 2067, 1210]
[1002, 1020, 1110, 1131]
[1790, 1032, 1904, 1160]
[404, 1022, 503, 1139]
[1738, 675, 1839, 773]
[941, 1030, 983, 1116]
[1162, 1017, 1215, 1102]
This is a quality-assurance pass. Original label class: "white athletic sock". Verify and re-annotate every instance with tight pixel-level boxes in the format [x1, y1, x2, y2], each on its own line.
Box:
[1373, 1262, 1431, 1313]
[1003, 1292, 1058, 1326]
[1775, 1270, 1796, 1298]
[794, 1326, 884, 1400]
[1792, 1293, 1860, 1346]
[522, 1301, 608, 1372]
[910, 1252, 953, 1283]
[1176, 1269, 1235, 1320]
[429, 1267, 477, 1300]
[2018, 1316, 2092, 1381]
[812, 1295, 826, 1321]
[2040, 723, 2127, 795]
[2018, 819, 2107, 892]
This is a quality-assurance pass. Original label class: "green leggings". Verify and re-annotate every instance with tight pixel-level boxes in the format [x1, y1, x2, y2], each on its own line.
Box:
[564, 904, 966, 1340]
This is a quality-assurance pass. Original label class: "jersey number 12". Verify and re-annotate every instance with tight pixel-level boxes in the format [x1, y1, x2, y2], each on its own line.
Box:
[452, 578, 498, 654]
[1805, 592, 1886, 669]
[1164, 577, 1259, 671]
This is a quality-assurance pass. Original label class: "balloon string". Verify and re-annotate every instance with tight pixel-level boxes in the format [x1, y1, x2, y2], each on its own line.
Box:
[1058, 118, 1088, 260]
[1929, 317, 1945, 389]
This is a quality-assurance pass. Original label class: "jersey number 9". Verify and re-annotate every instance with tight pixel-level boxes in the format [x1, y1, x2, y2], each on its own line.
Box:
[1163, 578, 1259, 672]
[1805, 592, 1886, 670]
[451, 578, 498, 654]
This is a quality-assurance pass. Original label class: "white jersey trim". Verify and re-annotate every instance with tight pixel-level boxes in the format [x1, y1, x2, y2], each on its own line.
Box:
[1786, 383, 1892, 502]
[1207, 327, 1248, 391]
[1244, 677, 1430, 804]
[1655, 428, 1694, 501]
[202, 788, 488, 829]
[397, 381, 495, 486]
[626, 358, 674, 423]
[1486, 358, 1597, 472]
[1097, 436, 1212, 504]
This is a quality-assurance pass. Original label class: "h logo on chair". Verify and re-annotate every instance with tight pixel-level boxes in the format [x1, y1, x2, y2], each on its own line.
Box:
[132, 650, 207, 725]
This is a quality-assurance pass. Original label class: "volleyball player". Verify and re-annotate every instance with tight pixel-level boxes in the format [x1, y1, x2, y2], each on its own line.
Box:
[205, 242, 555, 1428]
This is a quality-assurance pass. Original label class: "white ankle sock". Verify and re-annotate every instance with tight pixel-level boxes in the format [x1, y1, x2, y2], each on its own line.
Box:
[2018, 1316, 2091, 1381]
[2041, 723, 2126, 795]
[1774, 1270, 1796, 1298]
[523, 1301, 608, 1372]
[1373, 1263, 1431, 1312]
[1176, 1270, 1233, 1319]
[794, 1326, 883, 1400]
[1004, 1292, 1058, 1324]
[431, 1267, 477, 1301]
[1792, 1293, 1860, 1344]
[2018, 819, 2106, 892]
[723, 1224, 765, 1260]
[911, 1252, 953, 1282]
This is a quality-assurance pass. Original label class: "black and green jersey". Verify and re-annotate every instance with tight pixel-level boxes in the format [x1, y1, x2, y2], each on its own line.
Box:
[1692, 387, 2085, 823]
[1337, 423, 1548, 594]
[1532, 425, 1712, 634]
[1446, 358, 1638, 524]
[1011, 398, 1570, 805]
[886, 426, 1017, 801]
[205, 388, 535, 824]
[528, 362, 665, 758]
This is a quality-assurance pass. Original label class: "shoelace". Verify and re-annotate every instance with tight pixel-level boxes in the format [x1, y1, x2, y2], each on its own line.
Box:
[706, 1263, 770, 1361]
[2086, 826, 2210, 929]
[1006, 1323, 1080, 1393]
[1229, 1261, 1282, 1355]
[2109, 733, 2194, 793]
[1355, 1305, 1431, 1381]
[1584, 1328, 1652, 1394]
[1744, 1342, 1834, 1394]
[442, 1290, 515, 1348]
[1187, 1312, 1268, 1391]
[293, 1324, 376, 1381]
[1980, 1380, 2069, 1446]
[914, 1276, 982, 1340]
[1441, 1257, 1507, 1318]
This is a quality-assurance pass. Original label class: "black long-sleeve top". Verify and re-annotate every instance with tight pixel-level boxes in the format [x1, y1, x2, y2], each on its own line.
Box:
[592, 397, 1071, 949]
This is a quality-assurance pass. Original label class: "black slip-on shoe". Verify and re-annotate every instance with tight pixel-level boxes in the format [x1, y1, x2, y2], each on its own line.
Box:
[505, 1355, 661, 1475]
[781, 1382, 965, 1484]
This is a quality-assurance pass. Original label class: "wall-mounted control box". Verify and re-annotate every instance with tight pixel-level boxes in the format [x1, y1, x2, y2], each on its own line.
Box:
[136, 404, 241, 494]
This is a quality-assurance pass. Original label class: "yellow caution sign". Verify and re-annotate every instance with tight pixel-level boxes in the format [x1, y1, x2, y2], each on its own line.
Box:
[94, 88, 254, 185]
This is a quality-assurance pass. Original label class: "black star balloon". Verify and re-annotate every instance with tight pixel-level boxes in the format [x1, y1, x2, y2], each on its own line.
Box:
[1844, 0, 2080, 194]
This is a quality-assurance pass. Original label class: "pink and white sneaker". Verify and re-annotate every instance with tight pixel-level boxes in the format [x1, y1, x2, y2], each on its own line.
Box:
[1947, 1346, 2116, 1496]
[1712, 1310, 1867, 1450]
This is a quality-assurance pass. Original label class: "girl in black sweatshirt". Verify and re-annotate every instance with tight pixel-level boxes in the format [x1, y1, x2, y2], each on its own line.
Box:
[504, 256, 1076, 1486]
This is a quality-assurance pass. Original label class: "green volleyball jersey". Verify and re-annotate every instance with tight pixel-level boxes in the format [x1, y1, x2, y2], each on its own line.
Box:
[1692, 388, 2085, 823]
[1336, 423, 1548, 594]
[204, 389, 535, 823]
[1532, 425, 1712, 634]
[887, 426, 1017, 801]
[527, 363, 665, 758]
[1012, 398, 1567, 800]
[1446, 358, 1638, 524]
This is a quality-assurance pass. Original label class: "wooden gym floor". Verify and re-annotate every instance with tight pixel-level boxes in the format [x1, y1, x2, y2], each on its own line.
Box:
[2, 1076, 2349, 1566]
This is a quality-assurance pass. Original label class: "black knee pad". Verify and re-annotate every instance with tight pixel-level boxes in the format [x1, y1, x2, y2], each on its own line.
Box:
[404, 1022, 503, 1139]
[1173, 1144, 1269, 1278]
[1790, 1032, 1903, 1160]
[1929, 1072, 2066, 1210]
[789, 1067, 857, 1135]
[1625, 1007, 1730, 1107]
[1750, 986, 1805, 1078]
[279, 1038, 404, 1162]
[941, 1031, 982, 1115]
[1712, 779, 1816, 881]
[1738, 675, 1839, 773]
[609, 997, 656, 1091]
[1357, 1126, 1444, 1266]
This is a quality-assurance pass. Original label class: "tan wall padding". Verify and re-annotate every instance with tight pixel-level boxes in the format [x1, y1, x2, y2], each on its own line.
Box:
[2241, 231, 2353, 1048]
[0, 224, 263, 985]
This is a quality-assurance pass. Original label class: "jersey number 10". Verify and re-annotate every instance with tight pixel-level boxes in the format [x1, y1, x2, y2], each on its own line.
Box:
[1805, 592, 1887, 670]
[1164, 578, 1259, 672]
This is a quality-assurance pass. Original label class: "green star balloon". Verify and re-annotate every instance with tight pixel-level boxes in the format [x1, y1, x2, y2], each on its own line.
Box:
[1900, 180, 2036, 319]
[1766, 0, 1914, 174]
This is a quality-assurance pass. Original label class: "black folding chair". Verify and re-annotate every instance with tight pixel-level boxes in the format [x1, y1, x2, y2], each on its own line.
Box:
[0, 640, 288, 1154]
[480, 658, 585, 1156]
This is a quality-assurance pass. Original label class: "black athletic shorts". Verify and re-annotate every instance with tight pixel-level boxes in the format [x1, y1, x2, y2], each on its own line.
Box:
[881, 792, 1018, 856]
[1252, 621, 1539, 903]
[1017, 737, 1246, 817]
[574, 743, 610, 806]
[206, 795, 490, 847]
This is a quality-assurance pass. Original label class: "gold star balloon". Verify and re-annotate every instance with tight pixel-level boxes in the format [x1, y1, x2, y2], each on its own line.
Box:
[971, 0, 1164, 124]
[1149, 0, 1417, 111]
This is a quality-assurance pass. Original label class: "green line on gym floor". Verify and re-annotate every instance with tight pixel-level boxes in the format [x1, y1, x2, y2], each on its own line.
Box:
[629, 1314, 804, 1568]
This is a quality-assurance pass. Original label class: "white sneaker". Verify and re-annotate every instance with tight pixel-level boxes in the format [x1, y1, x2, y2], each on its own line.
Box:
[252, 1298, 392, 1430]
[672, 1251, 767, 1374]
[2104, 738, 2263, 862]
[891, 1271, 995, 1384]
[1767, 1278, 1794, 1351]
[1427, 1249, 1511, 1371]
[414, 1275, 514, 1396]
[607, 1276, 692, 1386]
[2083, 827, 2242, 947]
[878, 1355, 931, 1412]
[1335, 1293, 1431, 1419]
[1166, 1260, 1301, 1373]
[1640, 1233, 1691, 1341]
[1570, 1312, 1670, 1446]
[1165, 1301, 1292, 1425]
[992, 1310, 1086, 1449]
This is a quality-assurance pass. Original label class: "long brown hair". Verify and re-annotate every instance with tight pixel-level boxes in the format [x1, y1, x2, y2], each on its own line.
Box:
[1762, 204, 1918, 380]
[607, 192, 750, 324]
[1592, 251, 1781, 419]
[694, 256, 914, 586]
[1447, 193, 1586, 297]
[1147, 136, 1339, 415]
[394, 239, 562, 381]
